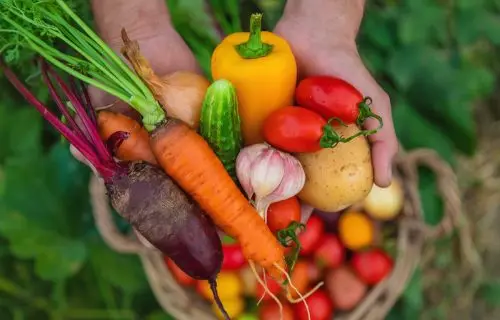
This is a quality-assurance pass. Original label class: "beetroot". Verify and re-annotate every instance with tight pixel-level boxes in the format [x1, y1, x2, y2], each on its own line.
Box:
[2, 60, 230, 320]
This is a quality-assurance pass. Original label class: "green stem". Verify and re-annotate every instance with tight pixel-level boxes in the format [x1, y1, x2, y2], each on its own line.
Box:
[234, 13, 273, 59]
[1, 1, 165, 130]
[319, 110, 384, 149]
[276, 221, 305, 283]
[54, 0, 152, 99]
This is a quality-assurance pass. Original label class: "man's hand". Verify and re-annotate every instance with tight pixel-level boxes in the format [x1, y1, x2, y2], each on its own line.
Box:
[274, 0, 398, 188]
[72, 0, 202, 168]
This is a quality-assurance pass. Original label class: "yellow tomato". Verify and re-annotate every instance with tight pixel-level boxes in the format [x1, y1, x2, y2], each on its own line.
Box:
[363, 178, 404, 221]
[338, 211, 375, 251]
[212, 296, 245, 320]
[197, 272, 243, 301]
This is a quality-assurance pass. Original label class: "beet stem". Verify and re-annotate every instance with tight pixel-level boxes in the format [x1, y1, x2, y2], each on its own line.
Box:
[106, 131, 130, 156]
[42, 61, 112, 163]
[0, 60, 116, 180]
[40, 62, 87, 140]
[78, 79, 98, 126]
[209, 279, 231, 320]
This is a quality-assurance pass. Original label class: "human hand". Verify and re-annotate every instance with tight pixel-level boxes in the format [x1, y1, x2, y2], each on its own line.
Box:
[274, 0, 398, 189]
[71, 0, 201, 169]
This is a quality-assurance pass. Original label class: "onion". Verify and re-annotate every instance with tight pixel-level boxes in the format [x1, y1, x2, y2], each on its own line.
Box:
[120, 29, 209, 129]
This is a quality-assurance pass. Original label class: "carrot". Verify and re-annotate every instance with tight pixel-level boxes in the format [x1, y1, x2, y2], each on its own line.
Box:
[97, 110, 157, 165]
[150, 117, 286, 281]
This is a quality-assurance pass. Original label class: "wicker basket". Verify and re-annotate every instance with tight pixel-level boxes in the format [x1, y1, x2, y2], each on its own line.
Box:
[88, 147, 462, 320]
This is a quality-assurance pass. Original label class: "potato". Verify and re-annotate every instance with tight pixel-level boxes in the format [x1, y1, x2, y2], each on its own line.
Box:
[325, 266, 367, 311]
[296, 124, 373, 212]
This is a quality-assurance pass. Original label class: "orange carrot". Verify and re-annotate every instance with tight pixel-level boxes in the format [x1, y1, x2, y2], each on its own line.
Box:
[150, 118, 286, 281]
[97, 110, 157, 165]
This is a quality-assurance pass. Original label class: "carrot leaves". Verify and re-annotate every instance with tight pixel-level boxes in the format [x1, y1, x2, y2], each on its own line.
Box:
[0, 0, 164, 130]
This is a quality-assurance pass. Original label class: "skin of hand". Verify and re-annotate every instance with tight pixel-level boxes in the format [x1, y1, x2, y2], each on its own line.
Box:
[71, 0, 202, 170]
[274, 0, 399, 189]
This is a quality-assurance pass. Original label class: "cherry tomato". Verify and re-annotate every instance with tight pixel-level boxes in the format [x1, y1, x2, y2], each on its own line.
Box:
[222, 244, 246, 271]
[256, 272, 282, 302]
[298, 215, 325, 256]
[351, 248, 394, 285]
[306, 259, 322, 284]
[313, 234, 345, 269]
[259, 301, 295, 320]
[296, 76, 376, 126]
[164, 257, 196, 286]
[263, 106, 334, 153]
[294, 289, 334, 320]
[289, 260, 310, 299]
[267, 196, 301, 233]
[196, 272, 243, 301]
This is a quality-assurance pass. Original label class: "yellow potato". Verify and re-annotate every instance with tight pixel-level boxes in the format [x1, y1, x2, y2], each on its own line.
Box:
[296, 124, 374, 212]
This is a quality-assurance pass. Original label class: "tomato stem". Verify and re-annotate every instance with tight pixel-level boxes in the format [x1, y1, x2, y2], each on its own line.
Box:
[276, 221, 305, 282]
[356, 97, 384, 134]
[320, 104, 384, 149]
[234, 13, 274, 59]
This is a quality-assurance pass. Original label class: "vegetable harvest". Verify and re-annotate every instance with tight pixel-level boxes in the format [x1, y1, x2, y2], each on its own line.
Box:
[0, 2, 393, 318]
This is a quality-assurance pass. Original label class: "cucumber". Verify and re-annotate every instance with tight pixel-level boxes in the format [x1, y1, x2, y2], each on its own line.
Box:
[199, 79, 243, 182]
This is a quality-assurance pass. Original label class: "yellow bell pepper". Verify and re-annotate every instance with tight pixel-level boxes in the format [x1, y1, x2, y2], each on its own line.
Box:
[211, 13, 297, 145]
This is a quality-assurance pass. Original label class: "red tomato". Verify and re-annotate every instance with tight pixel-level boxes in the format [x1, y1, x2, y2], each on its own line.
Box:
[267, 197, 301, 233]
[256, 272, 282, 302]
[164, 257, 196, 286]
[298, 215, 325, 256]
[296, 76, 368, 125]
[351, 248, 394, 285]
[222, 244, 246, 271]
[306, 259, 322, 284]
[313, 234, 345, 269]
[259, 301, 295, 320]
[262, 106, 331, 153]
[294, 289, 334, 320]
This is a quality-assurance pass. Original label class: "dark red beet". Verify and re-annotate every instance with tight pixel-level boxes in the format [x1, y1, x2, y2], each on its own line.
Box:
[2, 59, 231, 320]
[107, 161, 223, 280]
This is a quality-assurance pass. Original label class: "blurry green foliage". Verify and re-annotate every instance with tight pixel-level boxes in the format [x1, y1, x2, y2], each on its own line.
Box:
[0, 0, 498, 319]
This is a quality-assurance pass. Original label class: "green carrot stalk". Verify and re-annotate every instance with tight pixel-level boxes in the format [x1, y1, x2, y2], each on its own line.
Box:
[0, 0, 164, 130]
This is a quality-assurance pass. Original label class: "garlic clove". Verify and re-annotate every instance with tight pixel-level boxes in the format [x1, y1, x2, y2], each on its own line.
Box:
[235, 143, 269, 198]
[250, 148, 285, 202]
[263, 152, 306, 204]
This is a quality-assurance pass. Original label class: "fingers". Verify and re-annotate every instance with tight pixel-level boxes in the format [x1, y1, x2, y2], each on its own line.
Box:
[89, 0, 200, 109]
[300, 50, 398, 188]
[360, 86, 398, 186]
[91, 0, 199, 75]
[339, 64, 398, 188]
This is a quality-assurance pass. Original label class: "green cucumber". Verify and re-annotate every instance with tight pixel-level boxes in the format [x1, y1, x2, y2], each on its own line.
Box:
[199, 79, 243, 182]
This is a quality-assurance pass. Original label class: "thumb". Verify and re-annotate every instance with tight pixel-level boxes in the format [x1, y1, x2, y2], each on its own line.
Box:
[70, 144, 103, 181]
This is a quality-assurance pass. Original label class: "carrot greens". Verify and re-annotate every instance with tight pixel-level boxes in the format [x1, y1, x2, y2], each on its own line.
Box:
[0, 0, 164, 130]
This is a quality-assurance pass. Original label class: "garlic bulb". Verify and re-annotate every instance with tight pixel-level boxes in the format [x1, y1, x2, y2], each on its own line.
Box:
[235, 143, 306, 221]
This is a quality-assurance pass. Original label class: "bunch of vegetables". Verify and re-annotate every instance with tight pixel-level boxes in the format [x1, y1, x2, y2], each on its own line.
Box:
[0, 1, 388, 319]
[165, 178, 404, 319]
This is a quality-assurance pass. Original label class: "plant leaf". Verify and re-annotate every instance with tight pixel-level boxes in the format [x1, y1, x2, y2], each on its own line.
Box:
[393, 100, 456, 166]
[88, 241, 147, 294]
[479, 279, 500, 307]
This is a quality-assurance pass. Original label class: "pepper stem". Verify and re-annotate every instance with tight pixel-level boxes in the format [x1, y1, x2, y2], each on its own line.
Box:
[234, 13, 273, 59]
